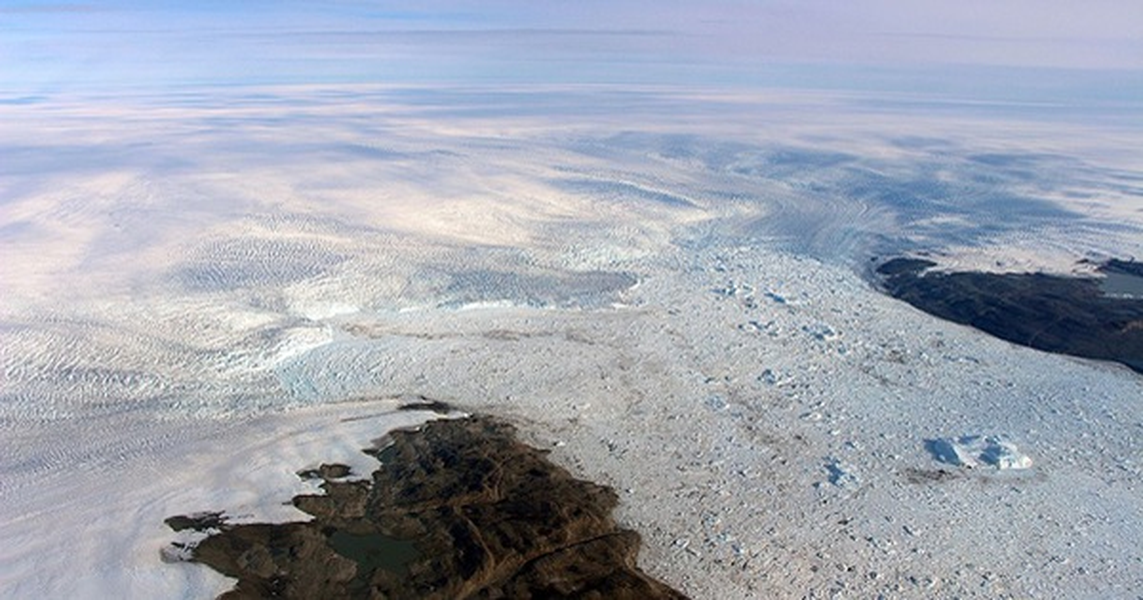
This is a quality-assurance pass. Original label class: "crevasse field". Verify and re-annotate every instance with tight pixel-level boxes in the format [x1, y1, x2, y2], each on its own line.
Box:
[2, 85, 1142, 598]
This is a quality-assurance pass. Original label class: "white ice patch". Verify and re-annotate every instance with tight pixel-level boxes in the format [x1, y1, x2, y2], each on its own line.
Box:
[927, 435, 1033, 470]
[293, 301, 359, 321]
[825, 458, 860, 487]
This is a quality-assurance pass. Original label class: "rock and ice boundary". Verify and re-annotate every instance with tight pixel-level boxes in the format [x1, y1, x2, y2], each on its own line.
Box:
[164, 415, 686, 599]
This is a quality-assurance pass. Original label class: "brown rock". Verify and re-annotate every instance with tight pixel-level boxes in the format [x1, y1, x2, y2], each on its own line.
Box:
[167, 416, 687, 599]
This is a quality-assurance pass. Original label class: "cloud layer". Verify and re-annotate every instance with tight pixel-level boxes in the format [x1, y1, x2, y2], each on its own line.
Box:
[3, 0, 1141, 95]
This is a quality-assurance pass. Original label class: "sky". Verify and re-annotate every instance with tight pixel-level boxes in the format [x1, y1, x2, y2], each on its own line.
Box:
[2, 0, 1141, 99]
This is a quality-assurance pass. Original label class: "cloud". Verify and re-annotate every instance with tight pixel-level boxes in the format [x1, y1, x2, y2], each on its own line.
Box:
[2, 0, 1140, 94]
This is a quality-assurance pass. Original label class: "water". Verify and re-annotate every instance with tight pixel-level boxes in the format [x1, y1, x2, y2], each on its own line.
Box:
[329, 531, 420, 576]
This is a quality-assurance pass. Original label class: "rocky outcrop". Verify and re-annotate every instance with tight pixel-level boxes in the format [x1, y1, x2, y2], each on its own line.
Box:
[166, 416, 686, 599]
[876, 257, 1143, 374]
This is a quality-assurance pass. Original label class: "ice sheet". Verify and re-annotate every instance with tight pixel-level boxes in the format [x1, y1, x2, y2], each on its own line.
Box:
[2, 87, 1142, 598]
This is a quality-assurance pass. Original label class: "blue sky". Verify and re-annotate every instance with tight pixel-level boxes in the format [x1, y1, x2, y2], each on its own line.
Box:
[2, 1, 1141, 99]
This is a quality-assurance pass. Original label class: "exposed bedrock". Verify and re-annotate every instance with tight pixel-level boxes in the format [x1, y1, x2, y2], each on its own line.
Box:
[876, 257, 1143, 375]
[167, 416, 687, 599]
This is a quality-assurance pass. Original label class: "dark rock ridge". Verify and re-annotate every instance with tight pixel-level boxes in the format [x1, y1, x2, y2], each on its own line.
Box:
[166, 416, 687, 599]
[876, 257, 1143, 374]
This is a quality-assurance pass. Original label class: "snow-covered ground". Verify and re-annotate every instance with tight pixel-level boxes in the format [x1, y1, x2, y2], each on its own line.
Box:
[2, 87, 1142, 598]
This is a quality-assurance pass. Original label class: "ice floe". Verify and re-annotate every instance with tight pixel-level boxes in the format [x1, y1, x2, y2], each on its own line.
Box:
[926, 435, 1034, 470]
